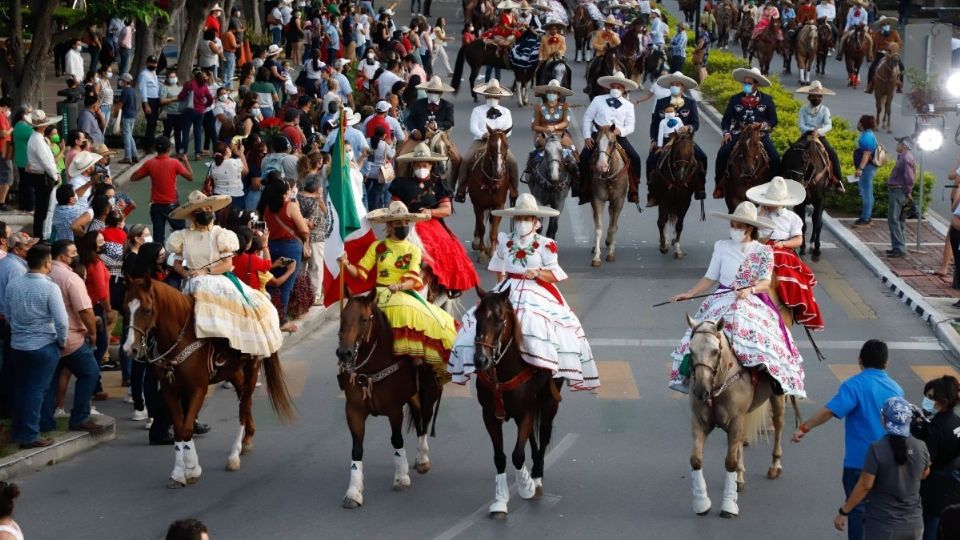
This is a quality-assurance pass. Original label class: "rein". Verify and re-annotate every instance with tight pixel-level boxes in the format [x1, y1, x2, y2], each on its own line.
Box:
[690, 327, 745, 404]
[130, 311, 204, 382]
[338, 312, 398, 413]
[474, 309, 530, 421]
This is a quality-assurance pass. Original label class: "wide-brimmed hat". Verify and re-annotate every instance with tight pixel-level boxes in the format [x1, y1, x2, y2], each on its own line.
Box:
[265, 44, 283, 57]
[656, 71, 699, 90]
[29, 109, 62, 128]
[497, 0, 521, 9]
[533, 79, 573, 96]
[873, 15, 897, 27]
[491, 193, 560, 218]
[848, 0, 868, 7]
[881, 396, 914, 438]
[67, 151, 104, 178]
[732, 67, 771, 87]
[518, 0, 547, 11]
[597, 70, 639, 91]
[795, 80, 835, 95]
[417, 75, 455, 93]
[746, 177, 806, 208]
[210, 4, 223, 13]
[894, 135, 913, 150]
[397, 142, 447, 163]
[90, 143, 116, 156]
[366, 201, 430, 223]
[543, 20, 566, 31]
[169, 191, 232, 220]
[602, 14, 622, 26]
[341, 107, 361, 126]
[473, 78, 514, 97]
[709, 201, 775, 230]
[651, 8, 662, 17]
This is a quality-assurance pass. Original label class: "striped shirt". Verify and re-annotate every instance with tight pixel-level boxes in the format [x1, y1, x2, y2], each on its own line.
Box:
[5, 272, 68, 351]
[0, 254, 27, 318]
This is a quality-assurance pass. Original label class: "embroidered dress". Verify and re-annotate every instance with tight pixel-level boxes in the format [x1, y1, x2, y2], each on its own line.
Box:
[760, 207, 825, 330]
[668, 239, 806, 397]
[356, 238, 457, 383]
[450, 232, 599, 390]
[167, 226, 283, 357]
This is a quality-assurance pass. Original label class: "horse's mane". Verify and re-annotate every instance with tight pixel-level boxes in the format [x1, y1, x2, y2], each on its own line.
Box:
[150, 279, 195, 319]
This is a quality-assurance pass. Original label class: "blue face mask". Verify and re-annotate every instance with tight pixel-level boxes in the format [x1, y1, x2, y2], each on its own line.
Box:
[742, 83, 753, 94]
[922, 397, 936, 414]
[670, 86, 681, 96]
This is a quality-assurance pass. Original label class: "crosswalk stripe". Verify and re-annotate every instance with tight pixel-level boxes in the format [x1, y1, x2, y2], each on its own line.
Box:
[828, 364, 861, 382]
[809, 259, 878, 320]
[911, 365, 960, 384]
[594, 361, 640, 400]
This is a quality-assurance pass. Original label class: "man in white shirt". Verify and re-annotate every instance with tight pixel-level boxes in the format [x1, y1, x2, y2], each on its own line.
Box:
[579, 71, 642, 204]
[649, 10, 668, 48]
[136, 55, 161, 150]
[815, 0, 838, 42]
[454, 79, 519, 203]
[23, 111, 63, 238]
[65, 39, 85, 82]
[376, 59, 405, 100]
[836, 0, 872, 60]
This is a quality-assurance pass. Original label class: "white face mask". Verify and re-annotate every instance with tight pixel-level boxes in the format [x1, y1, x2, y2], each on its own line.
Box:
[546, 92, 558, 102]
[345, 150, 355, 161]
[288, 187, 299, 200]
[143, 235, 153, 244]
[485, 98, 499, 107]
[609, 88, 623, 99]
[729, 227, 746, 242]
[414, 167, 431, 179]
[218, 94, 228, 102]
[515, 220, 535, 236]
[665, 112, 676, 119]
[169, 77, 178, 85]
[427, 93, 441, 104]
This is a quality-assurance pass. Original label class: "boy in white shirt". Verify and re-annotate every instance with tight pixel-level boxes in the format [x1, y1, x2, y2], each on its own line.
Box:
[657, 103, 684, 148]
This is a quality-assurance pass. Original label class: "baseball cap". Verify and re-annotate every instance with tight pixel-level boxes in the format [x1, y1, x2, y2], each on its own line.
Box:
[375, 100, 391, 113]
[146, 55, 159, 64]
[120, 73, 133, 82]
[8, 231, 38, 249]
[894, 135, 913, 150]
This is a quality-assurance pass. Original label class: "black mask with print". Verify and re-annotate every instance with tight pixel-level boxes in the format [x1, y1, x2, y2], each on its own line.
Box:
[194, 211, 215, 226]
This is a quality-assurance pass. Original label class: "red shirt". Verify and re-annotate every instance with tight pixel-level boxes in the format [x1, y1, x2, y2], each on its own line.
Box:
[281, 124, 305, 150]
[0, 113, 11, 158]
[205, 14, 222, 38]
[365, 115, 392, 142]
[85, 260, 110, 304]
[265, 202, 297, 241]
[139, 155, 189, 205]
[233, 253, 273, 289]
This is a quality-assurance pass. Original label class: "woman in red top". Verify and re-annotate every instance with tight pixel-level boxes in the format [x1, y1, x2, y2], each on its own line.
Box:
[204, 5, 223, 38]
[232, 226, 297, 291]
[258, 177, 310, 331]
[79, 230, 111, 367]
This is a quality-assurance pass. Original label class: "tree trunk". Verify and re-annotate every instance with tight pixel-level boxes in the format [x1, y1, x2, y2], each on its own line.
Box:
[178, 0, 220, 81]
[243, 0, 263, 36]
[132, 0, 186, 78]
[2, 0, 58, 110]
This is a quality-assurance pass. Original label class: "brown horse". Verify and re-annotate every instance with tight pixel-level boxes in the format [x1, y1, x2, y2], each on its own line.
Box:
[723, 123, 772, 212]
[715, 2, 736, 50]
[686, 316, 787, 518]
[336, 293, 443, 508]
[678, 0, 698, 23]
[585, 46, 622, 98]
[753, 23, 779, 75]
[472, 288, 560, 518]
[780, 19, 799, 75]
[781, 135, 832, 259]
[451, 40, 513, 102]
[737, 15, 755, 60]
[842, 25, 870, 88]
[123, 277, 295, 489]
[653, 130, 701, 259]
[465, 0, 497, 31]
[873, 51, 901, 133]
[572, 5, 595, 63]
[794, 22, 818, 85]
[589, 125, 629, 267]
[466, 128, 512, 261]
[815, 18, 834, 76]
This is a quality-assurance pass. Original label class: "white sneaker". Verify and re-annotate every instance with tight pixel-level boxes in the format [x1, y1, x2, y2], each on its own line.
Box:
[54, 407, 69, 418]
[122, 391, 134, 404]
[145, 418, 154, 430]
[221, 381, 233, 389]
[132, 409, 149, 421]
[90, 406, 103, 416]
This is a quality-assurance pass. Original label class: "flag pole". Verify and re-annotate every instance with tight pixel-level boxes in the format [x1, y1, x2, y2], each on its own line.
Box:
[338, 102, 347, 314]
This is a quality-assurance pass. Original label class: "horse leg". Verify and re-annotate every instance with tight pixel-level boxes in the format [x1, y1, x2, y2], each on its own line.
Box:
[512, 411, 537, 500]
[240, 360, 258, 453]
[472, 204, 483, 252]
[177, 386, 206, 485]
[162, 387, 189, 489]
[796, 203, 808, 255]
[812, 197, 824, 260]
[389, 406, 411, 491]
[343, 400, 368, 508]
[488, 213, 501, 260]
[767, 394, 786, 479]
[483, 407, 510, 518]
[225, 366, 254, 471]
[591, 199, 603, 267]
[414, 367, 439, 474]
[657, 211, 668, 254]
[721, 420, 744, 518]
[690, 416, 712, 515]
[605, 195, 624, 262]
[674, 212, 686, 259]
[530, 380, 560, 498]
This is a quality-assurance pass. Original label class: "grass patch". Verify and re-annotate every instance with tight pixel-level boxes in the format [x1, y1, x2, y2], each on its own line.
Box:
[0, 418, 71, 459]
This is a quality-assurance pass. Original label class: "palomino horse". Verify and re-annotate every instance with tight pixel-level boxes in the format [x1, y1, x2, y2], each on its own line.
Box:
[753, 23, 779, 75]
[585, 47, 622, 98]
[842, 26, 870, 88]
[723, 124, 772, 212]
[815, 18, 834, 76]
[572, 5, 595, 63]
[528, 135, 573, 239]
[686, 316, 787, 518]
[336, 293, 442, 508]
[737, 15, 755, 60]
[466, 128, 513, 261]
[715, 2, 736, 49]
[473, 288, 561, 518]
[123, 277, 295, 488]
[780, 19, 799, 75]
[452, 40, 513, 102]
[653, 130, 701, 259]
[678, 0, 698, 23]
[794, 23, 819, 85]
[873, 51, 901, 133]
[781, 135, 832, 259]
[589, 125, 629, 267]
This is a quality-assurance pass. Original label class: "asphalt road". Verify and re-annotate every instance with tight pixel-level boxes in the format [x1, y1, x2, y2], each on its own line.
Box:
[11, 2, 960, 538]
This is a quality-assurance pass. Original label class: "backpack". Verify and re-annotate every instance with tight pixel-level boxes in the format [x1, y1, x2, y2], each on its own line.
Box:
[872, 142, 887, 167]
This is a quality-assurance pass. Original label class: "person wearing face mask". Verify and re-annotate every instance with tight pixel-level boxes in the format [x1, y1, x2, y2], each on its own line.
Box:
[527, 79, 578, 180]
[714, 67, 780, 200]
[136, 55, 162, 151]
[159, 69, 185, 156]
[913, 376, 960, 539]
[65, 39, 85, 83]
[455, 79, 520, 203]
[836, 0, 872, 62]
[865, 18, 903, 94]
[166, 191, 284, 351]
[259, 179, 311, 332]
[400, 77, 458, 176]
[747, 176, 825, 330]
[646, 72, 708, 207]
[592, 15, 622, 57]
[360, 50, 382, 89]
[669, 201, 806, 400]
[794, 80, 844, 191]
[450, 194, 599, 391]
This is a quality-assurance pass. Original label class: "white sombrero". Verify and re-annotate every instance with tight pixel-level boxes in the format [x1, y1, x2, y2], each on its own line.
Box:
[656, 71, 699, 90]
[848, 0, 868, 7]
[169, 191, 232, 220]
[533, 79, 574, 96]
[67, 151, 104, 178]
[602, 14, 622, 26]
[397, 142, 447, 163]
[709, 201, 775, 230]
[29, 109, 62, 128]
[265, 44, 283, 57]
[651, 8, 662, 17]
[795, 80, 836, 95]
[366, 201, 430, 223]
[342, 107, 362, 126]
[746, 176, 807, 208]
[873, 16, 897, 28]
[417, 75, 455, 93]
[491, 193, 560, 218]
[473, 78, 514, 97]
[497, 0, 521, 9]
[732, 67, 771, 88]
[597, 70, 639, 91]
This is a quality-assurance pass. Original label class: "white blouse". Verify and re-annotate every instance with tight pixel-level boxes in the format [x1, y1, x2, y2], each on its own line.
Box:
[488, 231, 567, 280]
[166, 226, 240, 270]
[705, 239, 771, 286]
[759, 208, 803, 241]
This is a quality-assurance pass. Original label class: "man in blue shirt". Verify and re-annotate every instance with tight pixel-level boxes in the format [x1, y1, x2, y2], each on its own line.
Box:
[792, 339, 903, 540]
[7, 244, 70, 448]
[325, 14, 341, 66]
[136, 55, 161, 151]
[118, 73, 140, 163]
[0, 229, 30, 419]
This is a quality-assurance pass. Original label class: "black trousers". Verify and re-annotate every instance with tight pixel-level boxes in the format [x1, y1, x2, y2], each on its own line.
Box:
[951, 227, 960, 290]
[142, 97, 161, 150]
[20, 171, 54, 238]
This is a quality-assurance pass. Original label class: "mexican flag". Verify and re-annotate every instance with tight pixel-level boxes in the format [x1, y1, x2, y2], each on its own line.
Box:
[322, 112, 378, 307]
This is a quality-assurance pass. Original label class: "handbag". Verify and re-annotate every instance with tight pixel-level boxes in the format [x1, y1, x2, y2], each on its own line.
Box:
[872, 142, 888, 167]
[378, 161, 395, 184]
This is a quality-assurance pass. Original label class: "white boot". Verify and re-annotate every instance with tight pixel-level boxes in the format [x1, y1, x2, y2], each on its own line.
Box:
[691, 469, 712, 515]
[489, 473, 509, 515]
[515, 466, 536, 500]
[720, 471, 739, 517]
[170, 442, 186, 487]
[182, 439, 202, 484]
[343, 461, 364, 508]
[393, 449, 411, 490]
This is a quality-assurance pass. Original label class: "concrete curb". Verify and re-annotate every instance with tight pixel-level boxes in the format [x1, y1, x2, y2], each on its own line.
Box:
[0, 416, 117, 482]
[278, 303, 337, 353]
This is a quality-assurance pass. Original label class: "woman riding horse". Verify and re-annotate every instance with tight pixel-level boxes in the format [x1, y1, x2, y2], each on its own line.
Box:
[525, 79, 578, 178]
[646, 71, 708, 207]
[669, 201, 806, 398]
[450, 194, 600, 390]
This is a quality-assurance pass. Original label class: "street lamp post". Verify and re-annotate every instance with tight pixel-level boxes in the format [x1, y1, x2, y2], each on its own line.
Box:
[914, 112, 945, 250]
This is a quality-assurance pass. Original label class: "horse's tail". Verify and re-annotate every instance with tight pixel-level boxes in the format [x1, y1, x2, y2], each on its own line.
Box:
[744, 400, 770, 445]
[452, 46, 467, 93]
[262, 352, 297, 423]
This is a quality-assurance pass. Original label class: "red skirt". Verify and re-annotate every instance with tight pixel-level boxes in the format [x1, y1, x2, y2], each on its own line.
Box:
[772, 246, 824, 330]
[415, 218, 480, 292]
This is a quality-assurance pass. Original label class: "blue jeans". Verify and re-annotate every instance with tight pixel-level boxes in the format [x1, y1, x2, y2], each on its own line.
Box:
[12, 342, 60, 444]
[484, 66, 502, 82]
[365, 178, 389, 210]
[181, 109, 205, 156]
[888, 187, 908, 252]
[46, 343, 98, 428]
[271, 26, 282, 45]
[858, 164, 877, 221]
[244, 186, 262, 211]
[411, 0, 422, 13]
[843, 467, 867, 540]
[121, 117, 137, 160]
[223, 51, 237, 88]
[150, 202, 186, 246]
[260, 106, 275, 119]
[119, 47, 131, 75]
[268, 238, 302, 322]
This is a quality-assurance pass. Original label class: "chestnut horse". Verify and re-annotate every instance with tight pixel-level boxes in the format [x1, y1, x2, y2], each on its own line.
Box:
[842, 25, 870, 88]
[337, 293, 443, 508]
[653, 129, 701, 259]
[589, 125, 630, 267]
[794, 22, 818, 85]
[873, 51, 901, 133]
[123, 277, 295, 489]
[723, 123, 772, 212]
[466, 128, 512, 261]
[815, 18, 834, 76]
[572, 5, 595, 63]
[472, 288, 560, 518]
[753, 23, 779, 75]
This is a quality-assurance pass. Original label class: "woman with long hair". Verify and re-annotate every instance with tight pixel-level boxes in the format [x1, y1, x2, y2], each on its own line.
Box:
[916, 376, 960, 539]
[258, 178, 310, 331]
[0, 481, 23, 540]
[242, 133, 268, 211]
[364, 125, 395, 211]
[432, 17, 454, 75]
[209, 140, 249, 212]
[297, 156, 329, 304]
[100, 210, 127, 372]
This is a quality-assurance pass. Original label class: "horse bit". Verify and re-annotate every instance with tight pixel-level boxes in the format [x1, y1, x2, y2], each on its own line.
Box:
[690, 328, 744, 403]
[339, 314, 398, 409]
[129, 313, 209, 383]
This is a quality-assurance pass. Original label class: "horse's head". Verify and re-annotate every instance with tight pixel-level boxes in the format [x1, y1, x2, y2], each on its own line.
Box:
[687, 316, 727, 403]
[593, 124, 618, 174]
[485, 127, 510, 177]
[337, 293, 378, 366]
[542, 135, 563, 182]
[473, 287, 520, 372]
[123, 277, 159, 358]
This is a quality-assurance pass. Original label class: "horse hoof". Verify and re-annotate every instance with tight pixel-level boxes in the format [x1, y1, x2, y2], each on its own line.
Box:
[767, 467, 782, 480]
[167, 478, 187, 489]
[674, 251, 684, 260]
[720, 511, 739, 519]
[534, 485, 544, 499]
[591, 260, 601, 268]
[186, 475, 200, 485]
[489, 511, 508, 520]
[606, 254, 616, 262]
[393, 477, 411, 491]
[342, 497, 363, 509]
[241, 442, 253, 455]
[659, 245, 669, 254]
[696, 508, 711, 516]
[811, 253, 821, 262]
[415, 461, 431, 474]
[736, 481, 745, 493]
[226, 457, 241, 471]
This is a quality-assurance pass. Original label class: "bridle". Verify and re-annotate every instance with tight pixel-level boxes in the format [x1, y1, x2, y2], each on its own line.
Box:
[593, 130, 626, 181]
[533, 136, 569, 192]
[338, 312, 380, 375]
[690, 325, 744, 404]
[477, 133, 508, 183]
[338, 309, 398, 412]
[474, 315, 514, 369]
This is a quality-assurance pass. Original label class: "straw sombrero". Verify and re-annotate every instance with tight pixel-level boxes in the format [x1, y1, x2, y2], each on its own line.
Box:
[732, 67, 771, 88]
[491, 193, 560, 218]
[874, 16, 897, 28]
[397, 142, 447, 163]
[848, 0, 867, 7]
[602, 14, 622, 26]
[597, 70, 639, 91]
[67, 151, 104, 178]
[473, 78, 514, 97]
[29, 110, 62, 128]
[533, 79, 573, 96]
[366, 201, 430, 223]
[746, 177, 807, 208]
[543, 20, 566, 31]
[169, 191, 232, 220]
[709, 201, 775, 230]
[265, 44, 283, 57]
[795, 80, 836, 95]
[417, 75, 455, 93]
[656, 71, 699, 90]
[497, 0, 521, 9]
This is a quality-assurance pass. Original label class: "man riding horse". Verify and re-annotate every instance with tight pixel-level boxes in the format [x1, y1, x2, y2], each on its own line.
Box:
[714, 67, 780, 200]
[865, 17, 903, 94]
[578, 71, 643, 205]
[455, 79, 520, 204]
[539, 20, 567, 61]
[402, 76, 461, 179]
[835, 0, 872, 61]
[593, 15, 623, 56]
[795, 80, 843, 191]
[646, 71, 708, 207]
[526, 79, 579, 179]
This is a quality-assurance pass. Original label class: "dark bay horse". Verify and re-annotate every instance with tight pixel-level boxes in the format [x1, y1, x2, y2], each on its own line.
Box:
[452, 40, 512, 102]
[473, 288, 560, 518]
[794, 22, 818, 85]
[781, 135, 832, 259]
[337, 293, 442, 508]
[715, 2, 736, 49]
[640, 45, 668, 85]
[842, 25, 870, 88]
[780, 19, 798, 75]
[466, 128, 512, 261]
[535, 58, 573, 91]
[123, 277, 295, 488]
[465, 0, 497, 31]
[589, 125, 629, 267]
[815, 18, 834, 76]
[585, 47, 621, 98]
[737, 15, 755, 60]
[874, 51, 901, 133]
[653, 130, 701, 259]
[723, 124, 772, 212]
[528, 135, 573, 239]
[572, 5, 595, 63]
[678, 0, 698, 23]
[753, 23, 779, 75]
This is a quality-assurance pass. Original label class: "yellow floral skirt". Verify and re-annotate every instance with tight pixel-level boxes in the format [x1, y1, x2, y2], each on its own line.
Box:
[375, 287, 455, 384]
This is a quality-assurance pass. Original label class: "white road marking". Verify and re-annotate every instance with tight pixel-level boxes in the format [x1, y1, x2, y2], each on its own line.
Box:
[431, 433, 580, 540]
[589, 337, 945, 351]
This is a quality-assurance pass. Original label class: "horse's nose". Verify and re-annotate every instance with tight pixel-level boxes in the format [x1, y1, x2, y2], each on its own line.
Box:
[336, 348, 354, 361]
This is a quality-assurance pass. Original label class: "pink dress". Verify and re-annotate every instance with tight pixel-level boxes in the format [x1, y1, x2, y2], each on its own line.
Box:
[752, 6, 782, 39]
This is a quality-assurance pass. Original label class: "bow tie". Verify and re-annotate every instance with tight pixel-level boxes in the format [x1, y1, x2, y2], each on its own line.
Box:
[606, 97, 622, 109]
[487, 108, 502, 119]
[548, 36, 560, 43]
[741, 95, 759, 108]
[428, 103, 439, 113]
